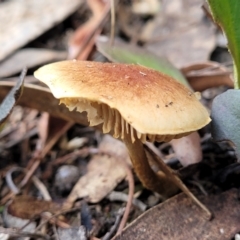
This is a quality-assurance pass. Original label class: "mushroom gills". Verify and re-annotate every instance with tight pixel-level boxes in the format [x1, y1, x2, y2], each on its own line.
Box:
[60, 98, 188, 143]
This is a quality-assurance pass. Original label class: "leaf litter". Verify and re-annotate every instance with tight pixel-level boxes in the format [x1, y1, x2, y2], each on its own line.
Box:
[0, 0, 84, 61]
[146, 0, 216, 68]
[0, 69, 26, 126]
[65, 135, 131, 204]
[0, 0, 240, 239]
[0, 48, 67, 78]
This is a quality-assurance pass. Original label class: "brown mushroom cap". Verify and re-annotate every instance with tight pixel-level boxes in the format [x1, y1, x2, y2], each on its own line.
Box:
[34, 60, 211, 142]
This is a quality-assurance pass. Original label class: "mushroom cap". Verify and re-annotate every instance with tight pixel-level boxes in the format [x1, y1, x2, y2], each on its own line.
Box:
[34, 60, 211, 140]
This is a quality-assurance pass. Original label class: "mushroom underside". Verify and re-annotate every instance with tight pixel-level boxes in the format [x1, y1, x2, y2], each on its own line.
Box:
[60, 97, 190, 143]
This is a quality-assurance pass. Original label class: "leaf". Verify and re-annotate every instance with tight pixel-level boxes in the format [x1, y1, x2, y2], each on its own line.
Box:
[4, 195, 61, 239]
[0, 48, 67, 78]
[0, 68, 26, 125]
[0, 81, 90, 127]
[207, 0, 240, 88]
[0, 0, 83, 61]
[114, 189, 240, 240]
[146, 0, 216, 68]
[96, 36, 190, 87]
[65, 135, 131, 205]
[211, 89, 240, 159]
[8, 195, 60, 219]
[171, 132, 202, 167]
[181, 61, 234, 91]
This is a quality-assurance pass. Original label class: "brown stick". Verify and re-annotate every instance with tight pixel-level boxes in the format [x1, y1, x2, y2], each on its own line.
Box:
[116, 161, 134, 235]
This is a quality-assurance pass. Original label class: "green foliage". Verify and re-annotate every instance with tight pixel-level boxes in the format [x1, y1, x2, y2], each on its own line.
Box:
[211, 90, 240, 159]
[0, 68, 26, 126]
[96, 37, 190, 88]
[207, 0, 240, 89]
[208, 0, 240, 158]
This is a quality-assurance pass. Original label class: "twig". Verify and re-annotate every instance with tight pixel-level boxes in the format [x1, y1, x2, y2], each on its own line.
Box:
[110, 0, 115, 46]
[96, 151, 134, 234]
[32, 176, 52, 200]
[188, 180, 208, 196]
[52, 224, 60, 240]
[74, 3, 110, 59]
[38, 213, 48, 237]
[107, 191, 146, 212]
[1, 122, 73, 205]
[101, 208, 125, 240]
[5, 166, 24, 194]
[5, 166, 51, 200]
[115, 161, 134, 235]
[52, 147, 98, 166]
[41, 122, 74, 157]
[40, 211, 70, 229]
[19, 158, 40, 188]
[35, 207, 81, 232]
[4, 127, 38, 149]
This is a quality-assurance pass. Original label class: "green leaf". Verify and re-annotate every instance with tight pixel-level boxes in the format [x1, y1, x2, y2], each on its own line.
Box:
[0, 68, 26, 125]
[211, 89, 240, 159]
[96, 37, 190, 88]
[207, 0, 240, 89]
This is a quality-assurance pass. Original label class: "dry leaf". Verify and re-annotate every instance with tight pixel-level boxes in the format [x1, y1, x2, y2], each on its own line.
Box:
[65, 135, 130, 204]
[4, 196, 60, 239]
[146, 0, 216, 68]
[171, 132, 202, 167]
[0, 48, 67, 78]
[98, 135, 131, 164]
[114, 189, 240, 240]
[0, 82, 90, 127]
[0, 0, 83, 61]
[181, 61, 234, 91]
[7, 195, 60, 219]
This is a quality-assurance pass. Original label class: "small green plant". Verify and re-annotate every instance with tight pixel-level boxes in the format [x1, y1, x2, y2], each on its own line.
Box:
[0, 68, 26, 128]
[207, 0, 240, 159]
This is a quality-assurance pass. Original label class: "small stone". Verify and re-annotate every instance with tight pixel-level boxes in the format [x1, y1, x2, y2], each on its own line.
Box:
[235, 234, 240, 240]
[219, 228, 224, 234]
[54, 165, 80, 193]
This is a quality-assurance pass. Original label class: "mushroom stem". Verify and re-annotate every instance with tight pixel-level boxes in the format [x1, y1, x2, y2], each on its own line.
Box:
[123, 132, 179, 198]
[144, 145, 212, 220]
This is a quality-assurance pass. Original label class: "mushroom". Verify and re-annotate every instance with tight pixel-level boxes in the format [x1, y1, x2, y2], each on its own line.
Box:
[34, 60, 211, 217]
